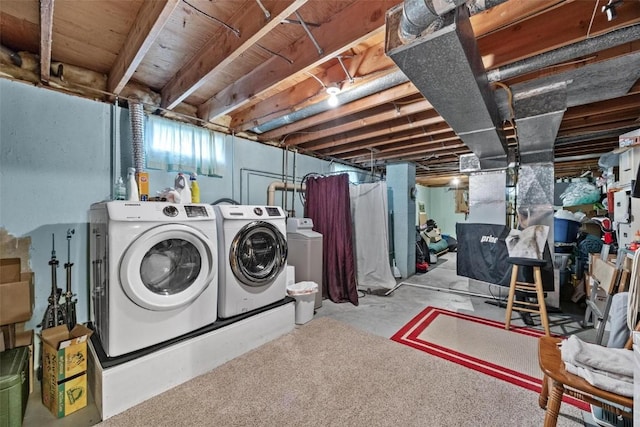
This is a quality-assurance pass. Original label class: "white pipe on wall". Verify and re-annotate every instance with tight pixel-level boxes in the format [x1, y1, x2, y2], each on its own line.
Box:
[267, 181, 305, 207]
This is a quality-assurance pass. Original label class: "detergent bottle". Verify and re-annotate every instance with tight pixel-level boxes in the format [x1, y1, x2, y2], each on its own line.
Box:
[127, 167, 139, 201]
[174, 172, 191, 204]
[190, 173, 200, 203]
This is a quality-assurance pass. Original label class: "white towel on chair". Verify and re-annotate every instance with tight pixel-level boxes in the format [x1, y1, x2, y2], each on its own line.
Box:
[564, 362, 634, 398]
[561, 335, 633, 378]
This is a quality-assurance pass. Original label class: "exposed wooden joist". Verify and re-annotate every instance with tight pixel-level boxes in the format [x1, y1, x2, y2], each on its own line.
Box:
[301, 110, 445, 151]
[39, 0, 54, 83]
[470, 0, 565, 38]
[230, 40, 394, 131]
[479, 0, 640, 70]
[265, 78, 417, 142]
[321, 122, 454, 156]
[199, 0, 402, 122]
[108, 0, 180, 95]
[161, 0, 308, 110]
[283, 99, 429, 148]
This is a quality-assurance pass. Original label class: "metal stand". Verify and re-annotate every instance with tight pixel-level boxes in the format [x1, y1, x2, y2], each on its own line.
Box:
[384, 280, 504, 300]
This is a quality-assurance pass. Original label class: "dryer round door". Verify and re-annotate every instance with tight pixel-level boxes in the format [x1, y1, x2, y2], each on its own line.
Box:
[119, 224, 215, 311]
[230, 221, 287, 287]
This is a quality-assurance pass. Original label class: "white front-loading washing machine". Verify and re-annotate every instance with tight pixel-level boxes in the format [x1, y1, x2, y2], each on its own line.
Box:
[89, 201, 218, 357]
[214, 205, 287, 318]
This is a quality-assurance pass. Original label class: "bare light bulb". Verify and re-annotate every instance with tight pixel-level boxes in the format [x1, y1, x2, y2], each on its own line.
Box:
[328, 94, 339, 107]
[326, 83, 340, 108]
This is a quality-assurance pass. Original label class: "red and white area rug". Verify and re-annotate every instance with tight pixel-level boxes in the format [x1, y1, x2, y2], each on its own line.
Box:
[391, 306, 588, 411]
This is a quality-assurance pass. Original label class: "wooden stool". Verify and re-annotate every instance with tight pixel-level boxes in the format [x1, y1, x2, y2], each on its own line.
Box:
[504, 257, 550, 336]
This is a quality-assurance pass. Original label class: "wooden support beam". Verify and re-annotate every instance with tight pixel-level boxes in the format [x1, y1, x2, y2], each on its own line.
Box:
[199, 0, 401, 122]
[39, 0, 54, 83]
[108, 0, 180, 95]
[230, 40, 394, 132]
[262, 79, 418, 142]
[161, 0, 308, 110]
[300, 110, 445, 151]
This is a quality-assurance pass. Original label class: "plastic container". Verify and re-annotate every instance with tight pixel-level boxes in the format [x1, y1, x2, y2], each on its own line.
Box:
[113, 177, 126, 200]
[127, 168, 138, 201]
[286, 281, 318, 325]
[190, 173, 200, 203]
[174, 173, 191, 204]
[554, 217, 581, 244]
[0, 346, 30, 427]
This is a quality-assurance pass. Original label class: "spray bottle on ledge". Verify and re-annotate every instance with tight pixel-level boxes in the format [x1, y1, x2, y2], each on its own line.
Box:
[190, 173, 200, 203]
[175, 172, 191, 204]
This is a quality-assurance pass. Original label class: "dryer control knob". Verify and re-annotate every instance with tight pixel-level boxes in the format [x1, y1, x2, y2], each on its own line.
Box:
[253, 207, 263, 216]
[163, 205, 179, 217]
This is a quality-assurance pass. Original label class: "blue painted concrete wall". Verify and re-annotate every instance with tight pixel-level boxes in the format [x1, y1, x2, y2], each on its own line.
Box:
[386, 163, 416, 278]
[415, 185, 467, 237]
[0, 79, 329, 361]
[1, 79, 111, 334]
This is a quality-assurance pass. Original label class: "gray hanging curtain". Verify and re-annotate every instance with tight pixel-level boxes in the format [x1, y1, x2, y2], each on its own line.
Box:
[305, 174, 358, 305]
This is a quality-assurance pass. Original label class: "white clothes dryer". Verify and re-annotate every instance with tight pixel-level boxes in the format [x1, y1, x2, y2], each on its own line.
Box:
[89, 201, 218, 357]
[214, 205, 288, 318]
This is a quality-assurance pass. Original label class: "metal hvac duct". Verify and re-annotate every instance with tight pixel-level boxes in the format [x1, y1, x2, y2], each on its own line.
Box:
[398, 0, 508, 43]
[386, 4, 507, 169]
[251, 70, 409, 134]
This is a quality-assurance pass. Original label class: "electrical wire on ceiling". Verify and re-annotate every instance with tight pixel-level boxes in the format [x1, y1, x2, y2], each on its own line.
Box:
[181, 0, 240, 37]
[493, 81, 520, 156]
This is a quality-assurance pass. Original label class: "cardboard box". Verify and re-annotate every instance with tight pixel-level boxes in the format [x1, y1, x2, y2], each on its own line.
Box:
[41, 324, 92, 418]
[136, 171, 149, 201]
[418, 212, 428, 226]
[0, 272, 34, 326]
[0, 258, 21, 283]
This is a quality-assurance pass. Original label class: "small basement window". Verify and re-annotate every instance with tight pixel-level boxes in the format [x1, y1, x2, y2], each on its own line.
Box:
[144, 115, 225, 177]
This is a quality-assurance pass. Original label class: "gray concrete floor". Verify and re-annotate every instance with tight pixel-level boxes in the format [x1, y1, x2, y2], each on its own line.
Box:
[315, 252, 596, 341]
[23, 252, 603, 426]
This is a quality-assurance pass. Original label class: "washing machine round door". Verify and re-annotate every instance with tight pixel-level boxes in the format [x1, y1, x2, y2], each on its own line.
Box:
[119, 224, 215, 311]
[230, 221, 287, 287]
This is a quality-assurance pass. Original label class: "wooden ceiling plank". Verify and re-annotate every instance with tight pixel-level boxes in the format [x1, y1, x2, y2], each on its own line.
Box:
[479, 1, 640, 70]
[263, 78, 418, 142]
[39, 0, 54, 83]
[563, 93, 640, 120]
[199, 0, 402, 122]
[287, 99, 433, 146]
[560, 110, 640, 132]
[230, 40, 396, 131]
[108, 0, 180, 95]
[344, 135, 463, 161]
[161, 0, 308, 110]
[321, 123, 454, 156]
[470, 0, 565, 38]
[557, 119, 640, 137]
[300, 111, 445, 151]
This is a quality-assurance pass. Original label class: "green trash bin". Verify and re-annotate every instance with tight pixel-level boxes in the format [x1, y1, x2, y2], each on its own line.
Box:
[0, 346, 30, 427]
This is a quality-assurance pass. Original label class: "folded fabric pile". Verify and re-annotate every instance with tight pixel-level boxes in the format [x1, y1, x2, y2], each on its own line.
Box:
[560, 335, 634, 397]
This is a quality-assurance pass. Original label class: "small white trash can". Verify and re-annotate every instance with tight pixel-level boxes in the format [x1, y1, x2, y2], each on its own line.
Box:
[286, 281, 318, 325]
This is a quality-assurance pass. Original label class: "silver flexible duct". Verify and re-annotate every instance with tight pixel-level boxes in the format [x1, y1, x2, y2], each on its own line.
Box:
[129, 101, 145, 172]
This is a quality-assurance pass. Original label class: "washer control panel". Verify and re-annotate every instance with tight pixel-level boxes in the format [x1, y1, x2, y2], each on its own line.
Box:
[163, 205, 179, 217]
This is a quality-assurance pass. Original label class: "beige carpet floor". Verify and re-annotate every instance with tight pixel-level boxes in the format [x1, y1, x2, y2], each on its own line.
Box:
[98, 317, 584, 427]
